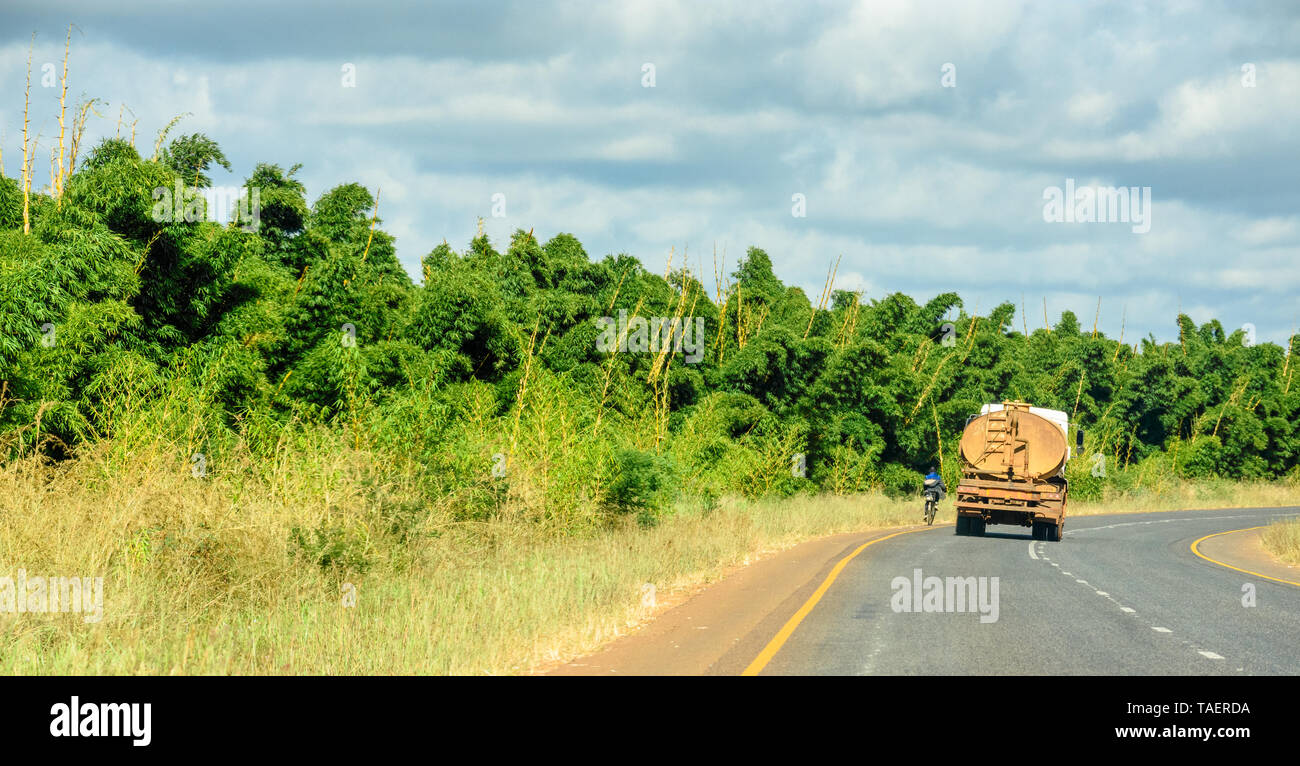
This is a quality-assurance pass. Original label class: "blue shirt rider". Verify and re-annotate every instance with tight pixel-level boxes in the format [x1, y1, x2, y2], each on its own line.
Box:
[923, 467, 945, 500]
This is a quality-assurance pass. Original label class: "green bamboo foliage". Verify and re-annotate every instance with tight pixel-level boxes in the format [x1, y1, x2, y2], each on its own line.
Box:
[1, 115, 1297, 525]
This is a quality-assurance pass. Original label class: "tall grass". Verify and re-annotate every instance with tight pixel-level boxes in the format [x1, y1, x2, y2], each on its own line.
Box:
[1262, 519, 1300, 566]
[2, 409, 1295, 675]
[0, 427, 915, 675]
[1070, 481, 1300, 516]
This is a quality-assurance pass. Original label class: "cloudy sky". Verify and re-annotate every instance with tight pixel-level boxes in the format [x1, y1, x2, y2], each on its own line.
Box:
[2, 0, 1298, 346]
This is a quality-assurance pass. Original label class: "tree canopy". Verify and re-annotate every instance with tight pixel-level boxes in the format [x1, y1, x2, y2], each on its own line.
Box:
[2, 132, 1297, 521]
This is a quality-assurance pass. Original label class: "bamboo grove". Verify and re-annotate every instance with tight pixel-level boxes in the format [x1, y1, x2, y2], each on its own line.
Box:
[2, 116, 1297, 527]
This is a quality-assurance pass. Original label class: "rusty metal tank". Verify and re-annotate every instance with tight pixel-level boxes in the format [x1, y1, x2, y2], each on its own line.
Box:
[959, 401, 1068, 479]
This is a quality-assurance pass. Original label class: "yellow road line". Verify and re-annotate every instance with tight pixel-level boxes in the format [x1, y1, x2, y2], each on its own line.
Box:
[742, 525, 942, 676]
[1190, 526, 1300, 588]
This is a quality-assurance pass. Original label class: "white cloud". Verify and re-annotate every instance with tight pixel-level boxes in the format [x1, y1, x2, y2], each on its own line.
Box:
[0, 1, 1297, 347]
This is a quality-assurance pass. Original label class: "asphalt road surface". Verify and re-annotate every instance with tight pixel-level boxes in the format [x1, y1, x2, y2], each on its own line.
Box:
[737, 507, 1300, 675]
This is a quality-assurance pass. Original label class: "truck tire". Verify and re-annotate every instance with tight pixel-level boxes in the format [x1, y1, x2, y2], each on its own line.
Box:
[1051, 522, 1064, 542]
[972, 517, 986, 536]
[955, 516, 969, 536]
[1031, 521, 1044, 540]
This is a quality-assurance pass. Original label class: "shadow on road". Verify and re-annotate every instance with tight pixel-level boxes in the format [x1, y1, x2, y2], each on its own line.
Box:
[958, 530, 1034, 541]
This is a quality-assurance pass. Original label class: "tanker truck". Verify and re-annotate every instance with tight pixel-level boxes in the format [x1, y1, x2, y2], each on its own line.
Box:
[953, 401, 1081, 541]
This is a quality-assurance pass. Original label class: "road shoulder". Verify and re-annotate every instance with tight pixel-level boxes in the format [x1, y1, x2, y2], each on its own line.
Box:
[546, 524, 934, 675]
[1194, 526, 1300, 587]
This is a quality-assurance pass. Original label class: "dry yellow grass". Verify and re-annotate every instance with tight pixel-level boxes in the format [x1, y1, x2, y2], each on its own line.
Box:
[1261, 519, 1300, 566]
[0, 437, 918, 675]
[1069, 483, 1300, 516]
[1, 438, 1295, 675]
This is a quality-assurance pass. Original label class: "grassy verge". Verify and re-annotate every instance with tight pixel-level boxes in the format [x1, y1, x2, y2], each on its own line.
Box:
[0, 443, 916, 675]
[1, 440, 1295, 675]
[1070, 482, 1300, 516]
[1261, 519, 1300, 567]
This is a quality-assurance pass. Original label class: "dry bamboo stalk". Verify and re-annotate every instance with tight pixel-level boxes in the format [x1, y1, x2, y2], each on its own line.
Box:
[293, 265, 310, 296]
[931, 400, 945, 478]
[648, 271, 692, 383]
[652, 288, 699, 451]
[1071, 369, 1086, 420]
[510, 319, 541, 450]
[711, 245, 727, 360]
[824, 255, 841, 311]
[1211, 378, 1250, 438]
[21, 33, 34, 234]
[909, 351, 954, 419]
[737, 281, 747, 350]
[713, 266, 731, 358]
[151, 113, 191, 161]
[593, 295, 645, 437]
[715, 290, 730, 362]
[712, 244, 721, 304]
[1042, 297, 1049, 332]
[836, 290, 860, 347]
[803, 261, 833, 340]
[803, 255, 840, 340]
[957, 305, 981, 366]
[606, 267, 629, 313]
[1113, 305, 1127, 361]
[359, 188, 381, 264]
[1091, 296, 1101, 338]
[684, 284, 701, 332]
[273, 371, 292, 396]
[847, 291, 862, 339]
[133, 231, 163, 275]
[913, 337, 933, 372]
[1177, 300, 1186, 356]
[67, 98, 101, 179]
[54, 25, 71, 204]
[1280, 328, 1294, 389]
[751, 301, 771, 339]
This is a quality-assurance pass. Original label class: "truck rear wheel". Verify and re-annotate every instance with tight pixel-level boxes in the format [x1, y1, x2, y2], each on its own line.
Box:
[1032, 519, 1065, 541]
[955, 516, 969, 536]
[1033, 520, 1063, 541]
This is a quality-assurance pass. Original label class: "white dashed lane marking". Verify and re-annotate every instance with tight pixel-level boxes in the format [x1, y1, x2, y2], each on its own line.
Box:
[1030, 519, 1238, 667]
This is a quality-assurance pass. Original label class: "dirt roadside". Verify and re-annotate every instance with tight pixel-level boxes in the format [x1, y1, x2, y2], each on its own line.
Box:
[546, 523, 941, 675]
